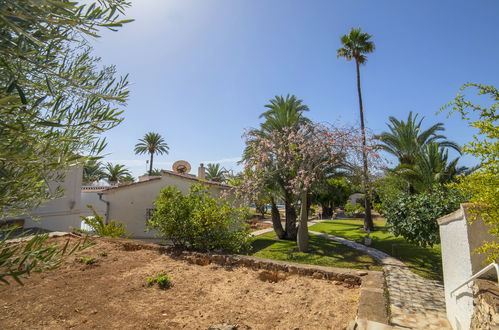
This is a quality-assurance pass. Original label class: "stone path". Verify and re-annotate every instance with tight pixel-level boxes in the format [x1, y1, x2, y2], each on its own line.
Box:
[309, 231, 450, 329]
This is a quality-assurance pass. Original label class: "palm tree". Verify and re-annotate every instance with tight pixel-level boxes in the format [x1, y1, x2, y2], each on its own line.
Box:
[134, 132, 169, 175]
[205, 163, 227, 182]
[393, 143, 469, 193]
[103, 163, 131, 184]
[242, 95, 311, 241]
[337, 27, 375, 231]
[145, 168, 163, 176]
[83, 159, 105, 184]
[259, 94, 310, 132]
[377, 112, 460, 165]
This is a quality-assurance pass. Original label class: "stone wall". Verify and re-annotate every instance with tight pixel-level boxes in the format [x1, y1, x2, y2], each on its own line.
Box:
[471, 279, 499, 330]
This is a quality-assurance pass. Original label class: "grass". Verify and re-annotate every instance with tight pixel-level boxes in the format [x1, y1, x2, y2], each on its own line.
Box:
[251, 231, 383, 271]
[309, 219, 443, 281]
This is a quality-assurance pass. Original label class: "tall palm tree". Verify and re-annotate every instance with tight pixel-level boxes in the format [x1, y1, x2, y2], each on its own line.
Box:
[205, 163, 227, 182]
[134, 132, 169, 176]
[83, 159, 105, 184]
[103, 163, 131, 185]
[377, 112, 460, 165]
[337, 27, 375, 231]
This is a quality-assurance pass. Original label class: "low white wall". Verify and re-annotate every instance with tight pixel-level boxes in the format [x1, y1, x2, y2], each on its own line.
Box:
[439, 207, 474, 330]
[438, 204, 498, 330]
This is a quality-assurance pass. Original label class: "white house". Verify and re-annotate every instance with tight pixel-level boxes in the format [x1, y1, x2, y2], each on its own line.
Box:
[18, 163, 232, 238]
[82, 166, 231, 238]
[16, 165, 85, 232]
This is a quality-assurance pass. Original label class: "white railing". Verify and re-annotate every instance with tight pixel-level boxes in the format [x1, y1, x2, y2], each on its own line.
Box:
[451, 263, 499, 297]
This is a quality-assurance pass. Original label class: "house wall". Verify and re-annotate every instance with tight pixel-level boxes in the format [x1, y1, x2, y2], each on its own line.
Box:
[101, 174, 227, 238]
[23, 165, 83, 232]
[438, 204, 498, 330]
[347, 193, 364, 206]
[80, 192, 107, 217]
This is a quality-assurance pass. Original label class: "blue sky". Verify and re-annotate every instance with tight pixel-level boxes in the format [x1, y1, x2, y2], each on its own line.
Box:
[91, 0, 498, 177]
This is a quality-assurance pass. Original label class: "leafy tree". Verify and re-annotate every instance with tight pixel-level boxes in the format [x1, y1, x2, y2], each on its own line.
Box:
[242, 95, 312, 240]
[103, 163, 131, 184]
[312, 177, 353, 218]
[441, 83, 499, 262]
[377, 112, 460, 166]
[1, 227, 90, 284]
[1, 0, 132, 218]
[241, 122, 371, 251]
[205, 163, 228, 182]
[337, 27, 376, 231]
[83, 159, 106, 184]
[134, 132, 169, 176]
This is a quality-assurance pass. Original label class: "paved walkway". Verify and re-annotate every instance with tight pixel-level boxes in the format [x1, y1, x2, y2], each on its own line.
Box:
[309, 231, 450, 329]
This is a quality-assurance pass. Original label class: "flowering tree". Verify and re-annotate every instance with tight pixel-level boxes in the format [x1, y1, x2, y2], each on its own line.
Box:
[241, 122, 381, 251]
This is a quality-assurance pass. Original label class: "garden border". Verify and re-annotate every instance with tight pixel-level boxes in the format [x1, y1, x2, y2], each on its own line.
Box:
[114, 237, 389, 326]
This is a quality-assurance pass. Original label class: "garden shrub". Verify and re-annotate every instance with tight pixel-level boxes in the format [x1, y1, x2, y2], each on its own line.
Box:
[76, 205, 130, 238]
[345, 203, 365, 217]
[381, 186, 466, 247]
[147, 184, 252, 253]
[146, 271, 171, 289]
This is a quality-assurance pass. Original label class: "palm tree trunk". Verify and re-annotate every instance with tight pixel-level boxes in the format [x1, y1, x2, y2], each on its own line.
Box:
[149, 152, 154, 175]
[270, 198, 285, 239]
[297, 190, 309, 252]
[355, 59, 374, 232]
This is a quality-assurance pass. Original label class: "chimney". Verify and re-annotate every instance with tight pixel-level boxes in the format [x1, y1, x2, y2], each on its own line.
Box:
[198, 163, 206, 180]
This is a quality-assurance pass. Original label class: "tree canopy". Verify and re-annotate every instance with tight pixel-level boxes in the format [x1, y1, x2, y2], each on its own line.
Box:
[0, 0, 132, 217]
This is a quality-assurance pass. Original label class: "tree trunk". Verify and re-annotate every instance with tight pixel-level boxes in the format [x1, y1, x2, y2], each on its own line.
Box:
[355, 59, 374, 232]
[321, 205, 333, 218]
[284, 195, 298, 240]
[149, 152, 154, 176]
[270, 198, 285, 239]
[297, 191, 309, 252]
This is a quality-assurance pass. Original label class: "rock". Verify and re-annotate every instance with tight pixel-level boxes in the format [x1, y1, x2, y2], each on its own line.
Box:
[312, 272, 324, 279]
[355, 271, 368, 276]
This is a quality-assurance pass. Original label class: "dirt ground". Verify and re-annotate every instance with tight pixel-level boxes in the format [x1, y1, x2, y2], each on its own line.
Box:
[0, 236, 359, 330]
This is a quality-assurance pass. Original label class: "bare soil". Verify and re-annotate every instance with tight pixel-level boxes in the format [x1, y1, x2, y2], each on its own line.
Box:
[0, 237, 359, 329]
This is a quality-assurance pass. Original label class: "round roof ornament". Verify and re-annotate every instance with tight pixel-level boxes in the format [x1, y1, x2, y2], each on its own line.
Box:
[172, 160, 191, 174]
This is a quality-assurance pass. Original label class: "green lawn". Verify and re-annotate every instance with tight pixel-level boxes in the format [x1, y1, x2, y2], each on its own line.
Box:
[251, 231, 383, 271]
[309, 219, 443, 281]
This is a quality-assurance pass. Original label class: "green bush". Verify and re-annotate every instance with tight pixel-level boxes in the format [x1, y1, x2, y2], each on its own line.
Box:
[147, 184, 252, 253]
[381, 186, 466, 247]
[76, 205, 130, 238]
[146, 271, 172, 289]
[345, 203, 365, 217]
